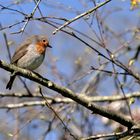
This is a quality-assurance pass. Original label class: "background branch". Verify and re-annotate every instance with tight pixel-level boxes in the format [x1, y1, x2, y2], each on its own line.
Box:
[0, 91, 140, 102]
[53, 0, 112, 34]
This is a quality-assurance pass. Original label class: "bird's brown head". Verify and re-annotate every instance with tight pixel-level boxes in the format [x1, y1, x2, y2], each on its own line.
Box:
[36, 35, 52, 48]
[31, 35, 52, 54]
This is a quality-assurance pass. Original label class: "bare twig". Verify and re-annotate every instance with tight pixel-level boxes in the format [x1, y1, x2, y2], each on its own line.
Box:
[3, 33, 12, 60]
[0, 4, 27, 16]
[12, 107, 46, 138]
[11, 0, 42, 34]
[0, 91, 140, 103]
[39, 86, 78, 140]
[91, 66, 129, 75]
[53, 0, 111, 34]
[0, 20, 25, 31]
[33, 0, 43, 17]
[80, 130, 128, 140]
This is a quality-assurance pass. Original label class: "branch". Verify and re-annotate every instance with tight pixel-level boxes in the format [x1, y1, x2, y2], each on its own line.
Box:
[80, 128, 140, 140]
[1, 91, 140, 102]
[0, 60, 135, 128]
[53, 0, 112, 34]
[0, 101, 45, 109]
[0, 4, 27, 16]
[11, 0, 42, 34]
[0, 91, 139, 109]
[80, 131, 129, 140]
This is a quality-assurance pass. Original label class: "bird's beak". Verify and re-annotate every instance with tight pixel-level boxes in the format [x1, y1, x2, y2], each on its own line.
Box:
[48, 44, 52, 48]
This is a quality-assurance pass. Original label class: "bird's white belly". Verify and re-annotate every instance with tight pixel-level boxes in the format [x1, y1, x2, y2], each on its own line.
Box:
[17, 52, 45, 70]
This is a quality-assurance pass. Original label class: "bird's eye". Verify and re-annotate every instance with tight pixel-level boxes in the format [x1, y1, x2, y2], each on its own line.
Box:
[42, 39, 46, 42]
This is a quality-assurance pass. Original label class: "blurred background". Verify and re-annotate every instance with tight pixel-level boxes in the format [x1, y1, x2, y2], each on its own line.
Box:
[0, 0, 140, 140]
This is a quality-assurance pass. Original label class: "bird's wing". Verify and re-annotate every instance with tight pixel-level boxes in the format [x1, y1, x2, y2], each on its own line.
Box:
[11, 40, 31, 64]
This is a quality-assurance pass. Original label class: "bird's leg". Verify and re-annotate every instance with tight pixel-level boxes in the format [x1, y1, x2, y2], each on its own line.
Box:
[6, 71, 17, 90]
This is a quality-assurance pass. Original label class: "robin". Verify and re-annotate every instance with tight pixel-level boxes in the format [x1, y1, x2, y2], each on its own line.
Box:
[6, 35, 52, 89]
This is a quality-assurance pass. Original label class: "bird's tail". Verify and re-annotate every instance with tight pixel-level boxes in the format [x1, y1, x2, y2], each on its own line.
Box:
[6, 74, 16, 90]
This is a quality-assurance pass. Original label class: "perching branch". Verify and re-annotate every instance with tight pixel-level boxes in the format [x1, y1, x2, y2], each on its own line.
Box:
[0, 60, 135, 128]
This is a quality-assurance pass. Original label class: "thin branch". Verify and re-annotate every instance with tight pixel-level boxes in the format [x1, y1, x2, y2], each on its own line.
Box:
[0, 20, 25, 31]
[0, 91, 140, 103]
[116, 78, 133, 120]
[31, 0, 42, 17]
[0, 100, 45, 109]
[91, 66, 129, 75]
[80, 130, 129, 140]
[0, 60, 135, 128]
[80, 126, 140, 139]
[3, 33, 11, 60]
[33, 0, 43, 17]
[11, 0, 42, 34]
[39, 86, 78, 140]
[0, 4, 27, 16]
[53, 0, 112, 34]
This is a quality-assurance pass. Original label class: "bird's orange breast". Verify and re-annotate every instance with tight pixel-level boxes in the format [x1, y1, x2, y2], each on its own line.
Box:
[36, 42, 46, 54]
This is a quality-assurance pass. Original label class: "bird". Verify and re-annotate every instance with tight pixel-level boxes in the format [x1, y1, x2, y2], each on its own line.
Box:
[6, 35, 52, 90]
